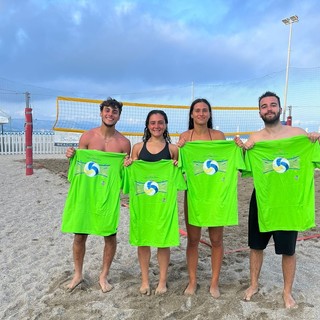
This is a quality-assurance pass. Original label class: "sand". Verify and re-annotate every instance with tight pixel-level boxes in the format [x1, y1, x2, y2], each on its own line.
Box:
[1, 154, 320, 320]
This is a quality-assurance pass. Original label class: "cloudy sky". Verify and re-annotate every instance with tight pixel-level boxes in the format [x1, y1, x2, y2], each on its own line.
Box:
[1, 0, 320, 121]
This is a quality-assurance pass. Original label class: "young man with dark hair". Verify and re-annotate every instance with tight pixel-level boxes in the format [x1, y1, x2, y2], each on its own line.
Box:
[63, 97, 131, 293]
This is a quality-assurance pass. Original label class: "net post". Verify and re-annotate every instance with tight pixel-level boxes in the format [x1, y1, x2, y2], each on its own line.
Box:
[25, 92, 33, 175]
[286, 105, 292, 126]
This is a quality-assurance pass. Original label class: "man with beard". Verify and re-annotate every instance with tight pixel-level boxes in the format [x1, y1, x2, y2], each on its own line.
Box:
[238, 91, 320, 308]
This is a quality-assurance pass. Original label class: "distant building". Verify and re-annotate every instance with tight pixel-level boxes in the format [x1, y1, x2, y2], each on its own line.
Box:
[0, 109, 10, 134]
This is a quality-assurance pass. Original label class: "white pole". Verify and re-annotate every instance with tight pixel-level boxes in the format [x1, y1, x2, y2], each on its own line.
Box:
[282, 22, 292, 122]
[282, 15, 299, 121]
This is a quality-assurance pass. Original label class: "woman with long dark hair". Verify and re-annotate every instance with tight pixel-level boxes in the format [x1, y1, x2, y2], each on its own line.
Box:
[178, 98, 226, 298]
[126, 109, 179, 295]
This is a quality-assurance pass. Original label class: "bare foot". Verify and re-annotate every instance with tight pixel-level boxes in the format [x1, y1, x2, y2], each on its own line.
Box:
[210, 285, 220, 299]
[155, 283, 167, 295]
[243, 286, 258, 301]
[283, 292, 297, 309]
[139, 286, 151, 296]
[66, 276, 83, 292]
[184, 282, 197, 295]
[99, 279, 113, 293]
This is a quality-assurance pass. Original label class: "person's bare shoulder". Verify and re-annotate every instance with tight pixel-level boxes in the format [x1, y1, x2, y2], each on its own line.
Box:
[179, 130, 191, 141]
[117, 131, 131, 143]
[116, 132, 131, 154]
[78, 127, 100, 148]
[287, 126, 307, 137]
[131, 141, 143, 160]
[169, 143, 179, 160]
[169, 143, 178, 151]
[176, 130, 191, 147]
[250, 126, 307, 143]
[244, 130, 261, 148]
[248, 130, 261, 141]
[132, 141, 143, 149]
[211, 129, 225, 140]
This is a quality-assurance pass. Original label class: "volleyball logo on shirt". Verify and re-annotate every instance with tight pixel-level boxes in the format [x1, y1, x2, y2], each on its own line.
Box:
[144, 180, 159, 196]
[84, 161, 100, 177]
[203, 159, 219, 175]
[272, 157, 290, 173]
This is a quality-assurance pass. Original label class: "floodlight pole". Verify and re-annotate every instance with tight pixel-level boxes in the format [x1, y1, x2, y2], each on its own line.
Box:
[282, 15, 299, 122]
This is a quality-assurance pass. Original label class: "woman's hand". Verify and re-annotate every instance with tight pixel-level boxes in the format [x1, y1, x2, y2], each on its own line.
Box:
[234, 135, 244, 148]
[124, 156, 133, 167]
[176, 137, 186, 148]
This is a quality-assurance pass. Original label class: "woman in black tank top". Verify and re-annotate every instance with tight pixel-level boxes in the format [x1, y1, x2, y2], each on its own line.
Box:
[130, 109, 177, 162]
[126, 110, 178, 295]
[138, 141, 171, 161]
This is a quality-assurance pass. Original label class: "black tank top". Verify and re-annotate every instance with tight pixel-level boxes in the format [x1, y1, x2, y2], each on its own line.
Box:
[138, 142, 171, 162]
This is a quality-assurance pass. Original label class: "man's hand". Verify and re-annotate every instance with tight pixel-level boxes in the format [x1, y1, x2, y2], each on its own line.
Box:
[66, 147, 76, 159]
[308, 132, 320, 143]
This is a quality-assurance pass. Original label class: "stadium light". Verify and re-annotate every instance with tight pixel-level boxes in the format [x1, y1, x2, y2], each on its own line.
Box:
[282, 15, 299, 122]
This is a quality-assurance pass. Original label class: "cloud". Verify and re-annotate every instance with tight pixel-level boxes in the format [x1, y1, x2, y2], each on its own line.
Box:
[0, 0, 319, 122]
[16, 28, 29, 45]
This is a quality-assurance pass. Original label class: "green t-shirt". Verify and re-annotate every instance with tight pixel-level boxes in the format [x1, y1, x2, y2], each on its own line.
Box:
[244, 135, 320, 232]
[61, 149, 126, 236]
[123, 160, 187, 247]
[179, 140, 246, 227]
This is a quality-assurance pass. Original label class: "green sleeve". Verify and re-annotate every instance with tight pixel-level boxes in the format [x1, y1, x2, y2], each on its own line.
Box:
[122, 166, 130, 194]
[235, 145, 246, 171]
[312, 141, 320, 168]
[242, 150, 253, 178]
[67, 154, 76, 182]
[175, 166, 187, 191]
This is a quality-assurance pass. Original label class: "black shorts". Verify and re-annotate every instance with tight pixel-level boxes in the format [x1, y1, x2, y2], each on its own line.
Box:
[75, 233, 117, 237]
[248, 189, 297, 256]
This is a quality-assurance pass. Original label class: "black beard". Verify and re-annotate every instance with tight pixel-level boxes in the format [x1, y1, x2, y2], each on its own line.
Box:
[261, 110, 281, 125]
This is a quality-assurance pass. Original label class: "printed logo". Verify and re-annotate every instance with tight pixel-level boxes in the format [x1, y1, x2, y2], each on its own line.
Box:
[272, 157, 290, 173]
[262, 156, 299, 174]
[193, 159, 227, 175]
[202, 159, 219, 175]
[84, 161, 100, 177]
[75, 161, 110, 177]
[143, 180, 159, 196]
[135, 180, 167, 196]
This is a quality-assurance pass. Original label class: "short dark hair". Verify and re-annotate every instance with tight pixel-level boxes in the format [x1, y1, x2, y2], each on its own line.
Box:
[258, 91, 281, 109]
[143, 109, 171, 143]
[188, 98, 213, 130]
[100, 97, 123, 114]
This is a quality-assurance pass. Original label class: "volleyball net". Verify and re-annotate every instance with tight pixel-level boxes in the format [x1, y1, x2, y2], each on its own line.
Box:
[53, 96, 263, 146]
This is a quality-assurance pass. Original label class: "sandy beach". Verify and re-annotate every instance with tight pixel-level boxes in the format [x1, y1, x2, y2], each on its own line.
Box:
[1, 154, 320, 320]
